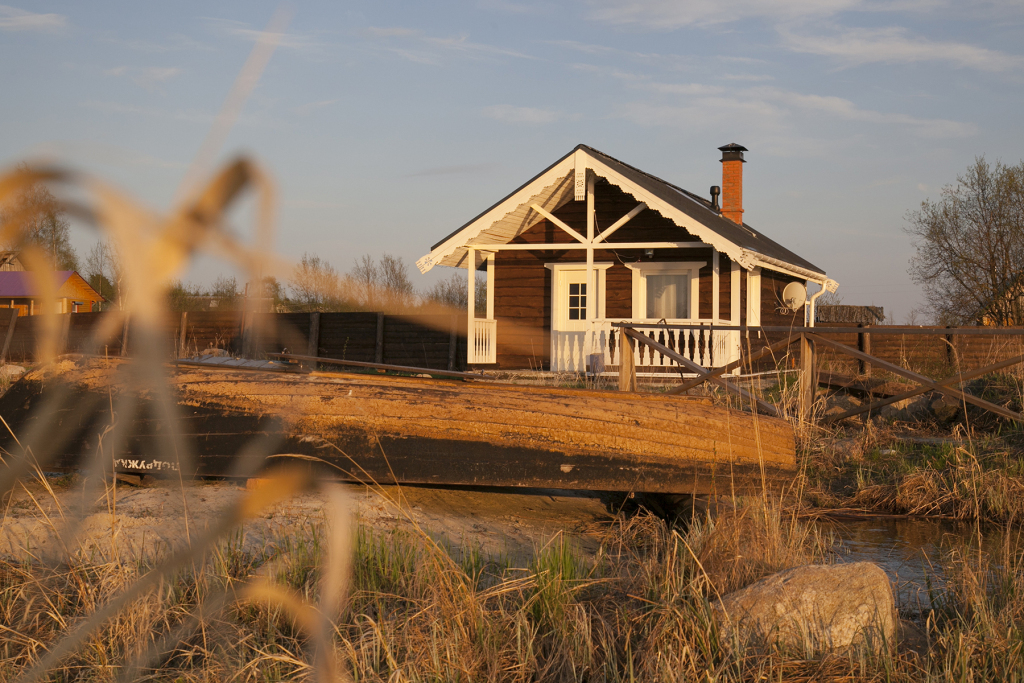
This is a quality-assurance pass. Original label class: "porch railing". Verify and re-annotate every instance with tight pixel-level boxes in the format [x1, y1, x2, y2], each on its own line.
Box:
[553, 320, 740, 374]
[470, 318, 496, 364]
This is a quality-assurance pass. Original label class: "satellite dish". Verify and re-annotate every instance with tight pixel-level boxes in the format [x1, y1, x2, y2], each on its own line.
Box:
[782, 282, 807, 312]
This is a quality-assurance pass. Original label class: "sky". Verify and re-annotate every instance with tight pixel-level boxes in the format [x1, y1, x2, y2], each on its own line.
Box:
[1, 0, 1022, 322]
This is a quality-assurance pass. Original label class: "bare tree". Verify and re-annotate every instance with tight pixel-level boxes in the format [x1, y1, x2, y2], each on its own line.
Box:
[425, 272, 469, 310]
[905, 157, 1024, 325]
[290, 253, 346, 311]
[1, 167, 79, 271]
[84, 240, 125, 309]
[350, 254, 379, 308]
[378, 254, 415, 310]
[424, 270, 487, 316]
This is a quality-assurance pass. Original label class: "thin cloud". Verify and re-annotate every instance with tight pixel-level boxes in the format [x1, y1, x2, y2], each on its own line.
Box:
[407, 163, 500, 177]
[207, 18, 321, 52]
[0, 4, 67, 31]
[293, 98, 340, 115]
[365, 26, 535, 64]
[482, 104, 564, 124]
[105, 34, 213, 53]
[105, 66, 182, 90]
[779, 25, 1024, 71]
[616, 79, 976, 138]
[586, 0, 862, 29]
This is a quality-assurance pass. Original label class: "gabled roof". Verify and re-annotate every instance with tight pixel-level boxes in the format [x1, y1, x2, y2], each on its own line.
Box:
[417, 144, 833, 286]
[0, 271, 102, 299]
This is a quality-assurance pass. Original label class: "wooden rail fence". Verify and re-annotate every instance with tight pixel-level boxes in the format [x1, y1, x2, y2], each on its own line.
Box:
[614, 323, 1024, 425]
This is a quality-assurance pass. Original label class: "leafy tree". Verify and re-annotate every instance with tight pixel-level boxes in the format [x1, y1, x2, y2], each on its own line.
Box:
[905, 157, 1024, 325]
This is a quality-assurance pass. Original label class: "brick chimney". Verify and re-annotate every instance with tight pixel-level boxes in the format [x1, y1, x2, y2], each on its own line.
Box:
[718, 143, 747, 225]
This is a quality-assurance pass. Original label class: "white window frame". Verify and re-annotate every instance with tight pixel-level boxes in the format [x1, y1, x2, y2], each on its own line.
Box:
[545, 262, 613, 326]
[627, 261, 706, 322]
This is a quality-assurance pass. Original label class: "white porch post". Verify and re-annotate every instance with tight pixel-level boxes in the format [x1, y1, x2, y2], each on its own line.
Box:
[486, 251, 494, 320]
[731, 259, 741, 369]
[467, 247, 476, 364]
[712, 249, 720, 323]
[585, 172, 595, 357]
[747, 267, 762, 328]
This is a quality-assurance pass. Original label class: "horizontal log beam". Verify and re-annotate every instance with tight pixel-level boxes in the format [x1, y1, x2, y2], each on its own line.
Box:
[465, 241, 705, 251]
[269, 353, 489, 381]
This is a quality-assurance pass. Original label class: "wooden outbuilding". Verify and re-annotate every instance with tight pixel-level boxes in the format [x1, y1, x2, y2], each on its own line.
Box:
[0, 270, 105, 316]
[417, 144, 838, 372]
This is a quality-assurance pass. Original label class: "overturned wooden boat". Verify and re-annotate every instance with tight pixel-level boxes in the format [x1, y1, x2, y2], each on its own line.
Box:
[0, 357, 796, 495]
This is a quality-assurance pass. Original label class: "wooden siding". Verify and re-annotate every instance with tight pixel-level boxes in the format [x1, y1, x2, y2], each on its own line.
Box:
[492, 177, 783, 368]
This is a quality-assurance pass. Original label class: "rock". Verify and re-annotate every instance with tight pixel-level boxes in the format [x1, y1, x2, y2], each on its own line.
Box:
[832, 437, 863, 461]
[713, 562, 896, 654]
[0, 364, 25, 379]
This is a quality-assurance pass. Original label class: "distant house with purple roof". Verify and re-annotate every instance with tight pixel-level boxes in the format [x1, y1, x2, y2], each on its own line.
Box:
[0, 270, 104, 316]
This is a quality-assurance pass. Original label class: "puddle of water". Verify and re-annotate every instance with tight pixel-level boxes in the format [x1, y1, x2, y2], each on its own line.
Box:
[814, 518, 1022, 609]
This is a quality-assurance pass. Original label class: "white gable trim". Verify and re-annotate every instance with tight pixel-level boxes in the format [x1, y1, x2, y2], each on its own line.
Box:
[416, 156, 575, 273]
[416, 148, 835, 289]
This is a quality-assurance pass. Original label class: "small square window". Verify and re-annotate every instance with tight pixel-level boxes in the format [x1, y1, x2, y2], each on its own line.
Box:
[567, 282, 587, 320]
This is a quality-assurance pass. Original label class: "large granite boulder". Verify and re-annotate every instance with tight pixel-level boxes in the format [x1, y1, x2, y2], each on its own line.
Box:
[713, 562, 896, 654]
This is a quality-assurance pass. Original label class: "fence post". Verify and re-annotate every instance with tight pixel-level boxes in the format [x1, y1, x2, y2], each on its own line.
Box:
[618, 328, 637, 392]
[0, 310, 17, 364]
[945, 326, 955, 368]
[857, 323, 871, 375]
[303, 312, 321, 370]
[120, 314, 130, 357]
[448, 315, 457, 371]
[375, 313, 384, 364]
[58, 313, 71, 356]
[178, 312, 188, 358]
[240, 311, 253, 358]
[799, 333, 817, 422]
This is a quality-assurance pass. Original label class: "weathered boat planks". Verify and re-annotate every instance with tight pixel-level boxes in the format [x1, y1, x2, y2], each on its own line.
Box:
[0, 358, 796, 495]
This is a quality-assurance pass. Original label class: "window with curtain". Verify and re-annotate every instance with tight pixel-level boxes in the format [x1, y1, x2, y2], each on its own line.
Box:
[645, 272, 689, 319]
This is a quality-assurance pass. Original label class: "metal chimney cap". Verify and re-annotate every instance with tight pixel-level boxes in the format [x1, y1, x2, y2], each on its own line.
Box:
[718, 143, 747, 163]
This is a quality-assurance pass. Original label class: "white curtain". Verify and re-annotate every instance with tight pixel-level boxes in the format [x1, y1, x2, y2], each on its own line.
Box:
[646, 273, 689, 319]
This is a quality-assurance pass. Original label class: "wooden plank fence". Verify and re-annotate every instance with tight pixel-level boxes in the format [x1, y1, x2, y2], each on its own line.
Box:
[0, 310, 470, 372]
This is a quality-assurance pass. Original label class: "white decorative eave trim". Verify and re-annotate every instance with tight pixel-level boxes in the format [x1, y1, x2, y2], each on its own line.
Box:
[416, 147, 834, 290]
[741, 249, 834, 289]
[416, 156, 575, 273]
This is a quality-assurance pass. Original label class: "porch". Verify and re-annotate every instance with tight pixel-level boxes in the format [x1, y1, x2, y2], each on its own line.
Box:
[470, 316, 740, 374]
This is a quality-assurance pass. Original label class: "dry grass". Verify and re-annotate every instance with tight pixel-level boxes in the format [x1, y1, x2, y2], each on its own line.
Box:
[0, 489, 837, 682]
[2, 484, 1022, 682]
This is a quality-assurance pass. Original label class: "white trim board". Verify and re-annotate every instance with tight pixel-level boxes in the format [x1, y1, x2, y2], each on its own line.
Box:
[626, 261, 706, 321]
[416, 146, 835, 290]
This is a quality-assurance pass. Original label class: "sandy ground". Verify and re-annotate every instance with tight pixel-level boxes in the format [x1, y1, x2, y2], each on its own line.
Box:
[0, 476, 616, 566]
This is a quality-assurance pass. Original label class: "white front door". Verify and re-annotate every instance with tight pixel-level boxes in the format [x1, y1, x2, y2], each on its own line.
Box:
[551, 267, 597, 372]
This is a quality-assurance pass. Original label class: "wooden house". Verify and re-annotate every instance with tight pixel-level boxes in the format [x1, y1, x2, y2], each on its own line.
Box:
[417, 144, 838, 372]
[0, 270, 105, 316]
